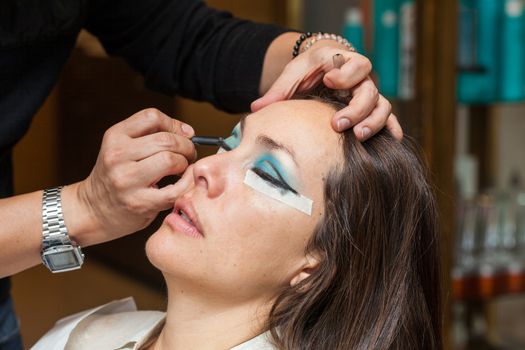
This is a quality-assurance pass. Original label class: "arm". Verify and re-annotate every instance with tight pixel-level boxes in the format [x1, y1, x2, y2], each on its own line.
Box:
[86, 0, 400, 138]
[0, 109, 195, 278]
[0, 185, 92, 277]
[85, 0, 287, 113]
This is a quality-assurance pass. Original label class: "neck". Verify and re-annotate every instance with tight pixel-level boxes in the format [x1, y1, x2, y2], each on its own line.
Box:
[150, 280, 271, 350]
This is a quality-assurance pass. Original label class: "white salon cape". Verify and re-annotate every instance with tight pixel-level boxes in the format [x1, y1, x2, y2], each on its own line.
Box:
[31, 297, 276, 350]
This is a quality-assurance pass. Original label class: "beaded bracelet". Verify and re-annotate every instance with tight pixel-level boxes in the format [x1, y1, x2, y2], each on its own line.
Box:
[292, 32, 314, 58]
[292, 32, 356, 58]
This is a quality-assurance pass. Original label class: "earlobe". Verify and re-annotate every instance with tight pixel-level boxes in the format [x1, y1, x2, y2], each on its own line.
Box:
[290, 271, 312, 287]
[290, 253, 320, 288]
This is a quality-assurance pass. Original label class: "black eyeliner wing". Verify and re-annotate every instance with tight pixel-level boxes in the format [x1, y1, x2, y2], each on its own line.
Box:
[256, 163, 298, 195]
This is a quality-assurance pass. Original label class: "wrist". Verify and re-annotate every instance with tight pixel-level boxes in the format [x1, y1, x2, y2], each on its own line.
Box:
[299, 33, 355, 56]
[260, 32, 302, 94]
[302, 39, 352, 59]
[60, 182, 101, 247]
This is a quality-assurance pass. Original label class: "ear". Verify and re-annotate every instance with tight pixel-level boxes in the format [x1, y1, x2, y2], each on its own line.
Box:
[290, 252, 321, 288]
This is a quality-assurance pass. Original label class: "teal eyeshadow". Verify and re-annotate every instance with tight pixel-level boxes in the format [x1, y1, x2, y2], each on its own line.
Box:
[223, 124, 241, 150]
[253, 153, 293, 186]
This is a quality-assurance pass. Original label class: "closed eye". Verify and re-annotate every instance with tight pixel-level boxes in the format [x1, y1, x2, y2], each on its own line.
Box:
[252, 161, 297, 194]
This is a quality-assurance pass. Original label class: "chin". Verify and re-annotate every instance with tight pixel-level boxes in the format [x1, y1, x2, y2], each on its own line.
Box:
[145, 225, 202, 281]
[144, 232, 161, 270]
[144, 227, 175, 272]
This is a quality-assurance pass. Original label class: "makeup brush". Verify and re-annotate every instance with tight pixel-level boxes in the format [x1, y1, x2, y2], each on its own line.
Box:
[191, 136, 231, 151]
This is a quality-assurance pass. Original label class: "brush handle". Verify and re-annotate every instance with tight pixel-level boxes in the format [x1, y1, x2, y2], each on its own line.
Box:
[191, 136, 223, 146]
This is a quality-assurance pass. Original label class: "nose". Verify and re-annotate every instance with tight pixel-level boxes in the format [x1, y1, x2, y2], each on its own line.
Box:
[192, 153, 228, 198]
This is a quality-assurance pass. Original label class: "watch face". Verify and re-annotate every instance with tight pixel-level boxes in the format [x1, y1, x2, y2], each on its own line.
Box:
[42, 245, 83, 272]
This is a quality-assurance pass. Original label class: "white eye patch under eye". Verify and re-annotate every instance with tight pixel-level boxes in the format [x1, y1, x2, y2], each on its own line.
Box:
[243, 169, 313, 216]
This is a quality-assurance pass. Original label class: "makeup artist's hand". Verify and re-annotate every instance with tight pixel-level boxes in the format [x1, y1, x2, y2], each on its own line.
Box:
[251, 41, 402, 141]
[74, 108, 197, 246]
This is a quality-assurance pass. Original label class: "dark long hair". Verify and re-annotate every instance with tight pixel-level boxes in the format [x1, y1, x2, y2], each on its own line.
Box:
[267, 88, 442, 349]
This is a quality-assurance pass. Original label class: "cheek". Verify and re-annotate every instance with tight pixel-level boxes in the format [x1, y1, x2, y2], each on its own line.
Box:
[228, 183, 314, 235]
[218, 187, 317, 278]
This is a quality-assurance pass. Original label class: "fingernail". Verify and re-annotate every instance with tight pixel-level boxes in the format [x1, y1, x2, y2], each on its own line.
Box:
[361, 127, 371, 139]
[332, 54, 345, 69]
[181, 123, 194, 137]
[336, 118, 351, 131]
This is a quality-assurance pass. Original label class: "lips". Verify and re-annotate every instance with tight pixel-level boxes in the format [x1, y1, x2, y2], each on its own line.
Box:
[164, 198, 204, 238]
[179, 210, 194, 225]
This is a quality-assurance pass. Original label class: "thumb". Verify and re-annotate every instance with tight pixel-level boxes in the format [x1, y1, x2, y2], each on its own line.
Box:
[251, 67, 303, 112]
[251, 90, 287, 112]
[156, 167, 195, 210]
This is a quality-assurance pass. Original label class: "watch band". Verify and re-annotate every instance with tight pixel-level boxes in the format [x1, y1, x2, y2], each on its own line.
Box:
[41, 187, 84, 273]
[42, 187, 71, 248]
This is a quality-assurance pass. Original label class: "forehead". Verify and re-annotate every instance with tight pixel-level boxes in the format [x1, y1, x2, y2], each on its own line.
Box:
[243, 100, 342, 169]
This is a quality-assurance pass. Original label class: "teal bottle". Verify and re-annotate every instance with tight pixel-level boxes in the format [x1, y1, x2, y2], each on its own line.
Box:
[499, 0, 525, 101]
[342, 7, 365, 54]
[373, 0, 400, 98]
[457, 0, 500, 103]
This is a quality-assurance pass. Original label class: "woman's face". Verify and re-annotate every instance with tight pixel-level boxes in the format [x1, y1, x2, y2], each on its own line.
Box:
[146, 100, 342, 302]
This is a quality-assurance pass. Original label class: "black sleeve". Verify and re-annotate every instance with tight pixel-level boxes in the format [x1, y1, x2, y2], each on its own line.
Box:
[85, 0, 290, 113]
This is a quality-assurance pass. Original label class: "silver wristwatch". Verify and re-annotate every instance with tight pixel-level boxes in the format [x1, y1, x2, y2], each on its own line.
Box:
[41, 187, 84, 273]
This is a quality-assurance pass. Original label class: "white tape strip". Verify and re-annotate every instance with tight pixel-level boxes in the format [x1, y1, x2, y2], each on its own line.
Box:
[244, 169, 313, 215]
